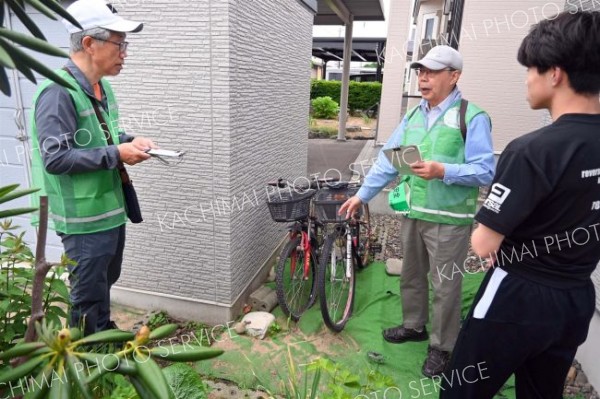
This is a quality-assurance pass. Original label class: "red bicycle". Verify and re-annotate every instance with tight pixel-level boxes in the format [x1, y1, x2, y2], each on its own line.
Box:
[266, 177, 335, 321]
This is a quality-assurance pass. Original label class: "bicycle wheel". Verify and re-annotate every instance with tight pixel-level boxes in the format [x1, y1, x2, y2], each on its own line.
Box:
[275, 235, 317, 321]
[354, 203, 371, 268]
[318, 226, 356, 332]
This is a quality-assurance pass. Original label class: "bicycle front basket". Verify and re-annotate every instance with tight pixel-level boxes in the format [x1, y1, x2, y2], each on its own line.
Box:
[266, 189, 315, 222]
[313, 186, 360, 223]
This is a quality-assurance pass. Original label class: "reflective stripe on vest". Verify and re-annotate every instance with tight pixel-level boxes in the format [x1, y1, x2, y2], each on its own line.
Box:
[49, 208, 126, 224]
[410, 205, 475, 219]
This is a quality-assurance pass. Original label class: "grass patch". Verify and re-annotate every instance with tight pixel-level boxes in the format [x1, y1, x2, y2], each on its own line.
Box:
[309, 126, 338, 139]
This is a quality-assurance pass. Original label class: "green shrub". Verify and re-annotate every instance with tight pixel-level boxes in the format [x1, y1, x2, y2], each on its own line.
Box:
[147, 310, 170, 330]
[0, 185, 71, 353]
[310, 80, 342, 102]
[0, 321, 223, 399]
[310, 80, 382, 114]
[311, 96, 339, 119]
[163, 363, 208, 399]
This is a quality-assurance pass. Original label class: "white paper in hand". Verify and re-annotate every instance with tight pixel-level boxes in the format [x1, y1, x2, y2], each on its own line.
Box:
[383, 145, 422, 175]
[146, 149, 184, 158]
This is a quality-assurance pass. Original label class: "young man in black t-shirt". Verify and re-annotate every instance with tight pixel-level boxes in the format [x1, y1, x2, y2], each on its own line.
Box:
[440, 11, 600, 399]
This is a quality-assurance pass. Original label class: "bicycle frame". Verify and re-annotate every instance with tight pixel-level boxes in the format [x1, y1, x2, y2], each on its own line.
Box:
[288, 218, 318, 281]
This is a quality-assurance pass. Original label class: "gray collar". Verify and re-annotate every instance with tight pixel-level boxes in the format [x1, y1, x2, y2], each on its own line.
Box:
[65, 59, 107, 107]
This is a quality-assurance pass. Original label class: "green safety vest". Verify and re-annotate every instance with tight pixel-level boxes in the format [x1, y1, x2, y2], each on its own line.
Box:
[30, 69, 127, 234]
[401, 100, 487, 225]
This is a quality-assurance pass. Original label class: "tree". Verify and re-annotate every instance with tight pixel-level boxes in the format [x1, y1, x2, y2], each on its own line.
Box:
[0, 0, 81, 96]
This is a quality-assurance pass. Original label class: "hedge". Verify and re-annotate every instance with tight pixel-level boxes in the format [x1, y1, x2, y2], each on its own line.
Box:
[310, 79, 382, 114]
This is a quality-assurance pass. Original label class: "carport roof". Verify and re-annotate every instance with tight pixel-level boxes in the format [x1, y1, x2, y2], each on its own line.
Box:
[314, 0, 385, 25]
[313, 37, 386, 63]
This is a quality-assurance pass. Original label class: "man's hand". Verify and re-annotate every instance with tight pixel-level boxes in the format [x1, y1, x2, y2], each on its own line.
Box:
[338, 196, 363, 218]
[410, 161, 445, 180]
[130, 136, 158, 151]
[118, 143, 151, 165]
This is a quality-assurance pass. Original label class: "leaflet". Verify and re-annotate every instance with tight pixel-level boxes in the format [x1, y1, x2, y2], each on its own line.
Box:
[382, 145, 422, 175]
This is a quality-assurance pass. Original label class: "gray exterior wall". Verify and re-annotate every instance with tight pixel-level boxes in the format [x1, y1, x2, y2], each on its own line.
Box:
[108, 0, 313, 322]
[228, 1, 313, 302]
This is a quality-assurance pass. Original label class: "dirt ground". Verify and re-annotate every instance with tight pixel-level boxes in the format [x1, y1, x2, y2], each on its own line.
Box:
[312, 116, 377, 139]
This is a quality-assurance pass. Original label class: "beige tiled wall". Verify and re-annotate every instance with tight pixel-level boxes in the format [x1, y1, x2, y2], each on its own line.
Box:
[377, 0, 413, 142]
[458, 0, 564, 151]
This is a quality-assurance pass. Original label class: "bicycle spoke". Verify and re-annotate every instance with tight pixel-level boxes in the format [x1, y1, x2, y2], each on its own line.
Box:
[319, 229, 355, 331]
[276, 237, 316, 321]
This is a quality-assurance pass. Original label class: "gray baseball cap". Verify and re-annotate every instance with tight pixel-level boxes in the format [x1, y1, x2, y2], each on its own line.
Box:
[410, 45, 463, 71]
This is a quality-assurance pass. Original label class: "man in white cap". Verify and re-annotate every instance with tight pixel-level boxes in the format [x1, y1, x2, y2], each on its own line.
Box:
[340, 45, 494, 376]
[29, 0, 155, 335]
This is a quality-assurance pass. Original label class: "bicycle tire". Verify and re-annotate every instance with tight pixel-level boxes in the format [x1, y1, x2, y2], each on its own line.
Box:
[354, 203, 372, 268]
[275, 236, 318, 321]
[318, 227, 356, 332]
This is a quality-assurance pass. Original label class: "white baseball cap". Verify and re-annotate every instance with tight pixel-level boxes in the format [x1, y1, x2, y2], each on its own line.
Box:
[62, 0, 143, 34]
[410, 45, 463, 71]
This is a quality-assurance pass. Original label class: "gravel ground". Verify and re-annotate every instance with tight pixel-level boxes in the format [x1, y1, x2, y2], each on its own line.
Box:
[370, 213, 599, 399]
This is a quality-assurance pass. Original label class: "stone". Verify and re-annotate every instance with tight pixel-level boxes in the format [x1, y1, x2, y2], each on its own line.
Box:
[240, 311, 275, 340]
[386, 258, 403, 276]
[346, 125, 362, 132]
[249, 285, 278, 312]
[233, 321, 247, 334]
[575, 369, 589, 386]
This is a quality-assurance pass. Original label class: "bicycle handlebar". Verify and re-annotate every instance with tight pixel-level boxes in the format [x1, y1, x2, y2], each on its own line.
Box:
[267, 176, 340, 191]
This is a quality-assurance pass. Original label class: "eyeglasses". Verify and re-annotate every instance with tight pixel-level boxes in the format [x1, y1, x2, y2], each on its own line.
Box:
[93, 37, 129, 52]
[416, 67, 455, 77]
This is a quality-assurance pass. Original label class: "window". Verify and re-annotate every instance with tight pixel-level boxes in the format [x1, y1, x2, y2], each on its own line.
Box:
[424, 19, 435, 40]
[421, 13, 439, 42]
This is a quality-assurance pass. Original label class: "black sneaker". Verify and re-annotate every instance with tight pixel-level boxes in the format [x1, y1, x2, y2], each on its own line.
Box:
[422, 346, 450, 378]
[382, 325, 428, 343]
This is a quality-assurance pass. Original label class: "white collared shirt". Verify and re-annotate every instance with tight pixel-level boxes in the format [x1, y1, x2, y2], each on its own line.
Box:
[422, 87, 460, 130]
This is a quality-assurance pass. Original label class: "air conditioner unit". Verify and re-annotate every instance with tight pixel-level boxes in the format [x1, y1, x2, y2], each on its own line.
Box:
[443, 0, 454, 15]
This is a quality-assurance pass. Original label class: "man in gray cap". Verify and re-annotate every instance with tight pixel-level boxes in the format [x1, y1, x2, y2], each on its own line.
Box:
[30, 0, 155, 335]
[340, 45, 494, 376]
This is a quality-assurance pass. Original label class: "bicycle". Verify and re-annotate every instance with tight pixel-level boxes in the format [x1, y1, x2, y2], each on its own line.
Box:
[266, 177, 337, 321]
[313, 181, 372, 332]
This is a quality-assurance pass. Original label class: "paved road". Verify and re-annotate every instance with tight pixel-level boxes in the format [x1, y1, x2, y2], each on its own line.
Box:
[307, 139, 366, 181]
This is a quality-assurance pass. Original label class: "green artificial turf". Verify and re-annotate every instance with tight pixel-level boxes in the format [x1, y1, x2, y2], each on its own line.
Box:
[195, 262, 515, 398]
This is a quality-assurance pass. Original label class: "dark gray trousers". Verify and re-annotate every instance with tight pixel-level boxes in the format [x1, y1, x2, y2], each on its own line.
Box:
[400, 216, 472, 351]
[58, 224, 125, 335]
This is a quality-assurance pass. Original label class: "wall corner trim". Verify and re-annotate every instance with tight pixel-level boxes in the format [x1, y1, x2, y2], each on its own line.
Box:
[298, 0, 318, 14]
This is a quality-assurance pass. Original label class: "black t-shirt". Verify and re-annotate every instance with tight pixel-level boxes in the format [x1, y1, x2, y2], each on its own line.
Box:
[477, 113, 600, 288]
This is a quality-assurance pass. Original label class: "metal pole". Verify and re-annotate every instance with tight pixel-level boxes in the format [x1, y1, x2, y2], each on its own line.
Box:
[337, 15, 354, 141]
[373, 102, 382, 146]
